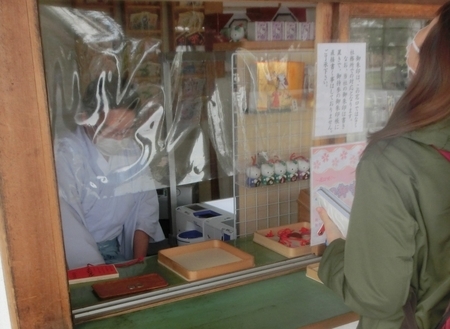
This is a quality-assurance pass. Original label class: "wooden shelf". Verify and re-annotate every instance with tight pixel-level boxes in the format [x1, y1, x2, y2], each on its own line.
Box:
[125, 29, 162, 35]
[173, 5, 205, 12]
[71, 0, 115, 17]
[127, 5, 161, 10]
[213, 40, 315, 52]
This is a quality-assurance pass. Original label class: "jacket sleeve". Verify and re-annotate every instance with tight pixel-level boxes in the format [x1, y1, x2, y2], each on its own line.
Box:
[318, 151, 418, 321]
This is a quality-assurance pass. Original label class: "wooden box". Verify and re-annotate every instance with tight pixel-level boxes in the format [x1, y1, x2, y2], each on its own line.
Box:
[297, 188, 310, 222]
[305, 262, 322, 284]
[253, 222, 312, 258]
[158, 240, 255, 281]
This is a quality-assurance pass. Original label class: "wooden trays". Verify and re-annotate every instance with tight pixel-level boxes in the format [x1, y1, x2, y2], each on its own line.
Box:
[253, 222, 312, 258]
[297, 189, 310, 222]
[158, 240, 255, 281]
[305, 262, 322, 284]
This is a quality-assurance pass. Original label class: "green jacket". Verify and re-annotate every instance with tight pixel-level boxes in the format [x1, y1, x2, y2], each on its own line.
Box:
[318, 121, 450, 329]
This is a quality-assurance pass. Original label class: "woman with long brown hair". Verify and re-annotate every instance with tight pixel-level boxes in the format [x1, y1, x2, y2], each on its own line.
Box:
[317, 2, 450, 328]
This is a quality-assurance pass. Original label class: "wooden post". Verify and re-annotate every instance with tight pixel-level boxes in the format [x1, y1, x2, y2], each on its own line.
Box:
[0, 0, 72, 328]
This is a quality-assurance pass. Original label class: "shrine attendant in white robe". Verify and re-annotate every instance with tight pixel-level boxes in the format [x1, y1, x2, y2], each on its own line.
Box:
[54, 75, 165, 270]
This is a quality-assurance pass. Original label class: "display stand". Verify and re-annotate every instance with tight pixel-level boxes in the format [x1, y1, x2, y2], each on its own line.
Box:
[231, 46, 315, 238]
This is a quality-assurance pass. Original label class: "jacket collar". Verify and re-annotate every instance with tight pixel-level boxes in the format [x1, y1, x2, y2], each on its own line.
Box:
[403, 120, 450, 151]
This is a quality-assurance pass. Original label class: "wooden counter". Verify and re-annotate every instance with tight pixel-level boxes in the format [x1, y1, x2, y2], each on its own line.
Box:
[70, 236, 357, 328]
[73, 268, 358, 329]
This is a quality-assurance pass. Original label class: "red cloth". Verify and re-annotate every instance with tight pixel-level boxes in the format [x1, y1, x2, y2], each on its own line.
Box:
[437, 148, 450, 162]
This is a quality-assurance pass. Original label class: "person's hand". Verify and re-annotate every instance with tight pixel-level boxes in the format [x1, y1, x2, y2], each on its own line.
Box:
[316, 207, 344, 243]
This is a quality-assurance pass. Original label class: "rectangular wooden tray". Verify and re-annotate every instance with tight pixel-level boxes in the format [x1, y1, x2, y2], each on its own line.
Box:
[157, 240, 255, 281]
[253, 222, 312, 258]
[306, 262, 322, 284]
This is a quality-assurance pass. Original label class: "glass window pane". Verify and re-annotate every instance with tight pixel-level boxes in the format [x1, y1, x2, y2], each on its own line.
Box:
[350, 17, 428, 133]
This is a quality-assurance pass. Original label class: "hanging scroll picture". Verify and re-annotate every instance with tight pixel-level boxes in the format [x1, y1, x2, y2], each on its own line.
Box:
[315, 43, 366, 137]
[255, 60, 304, 112]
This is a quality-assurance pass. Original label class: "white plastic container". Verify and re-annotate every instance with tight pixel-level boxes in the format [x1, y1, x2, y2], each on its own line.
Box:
[176, 230, 205, 246]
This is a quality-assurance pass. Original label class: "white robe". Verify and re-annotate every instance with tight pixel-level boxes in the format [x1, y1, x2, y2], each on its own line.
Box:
[54, 127, 165, 269]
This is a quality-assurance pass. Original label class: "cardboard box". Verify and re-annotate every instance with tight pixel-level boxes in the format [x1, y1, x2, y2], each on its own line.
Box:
[308, 22, 315, 41]
[253, 222, 312, 258]
[284, 21, 298, 41]
[270, 21, 284, 41]
[298, 22, 310, 41]
[247, 21, 269, 41]
[158, 240, 255, 281]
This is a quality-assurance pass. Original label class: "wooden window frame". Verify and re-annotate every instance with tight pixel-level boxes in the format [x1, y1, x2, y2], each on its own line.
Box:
[0, 0, 72, 328]
[338, 3, 440, 42]
[0, 0, 448, 328]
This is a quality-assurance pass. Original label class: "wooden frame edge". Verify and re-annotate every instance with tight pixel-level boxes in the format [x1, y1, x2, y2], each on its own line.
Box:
[299, 312, 360, 329]
[0, 0, 72, 328]
[0, 1, 444, 328]
[346, 3, 440, 18]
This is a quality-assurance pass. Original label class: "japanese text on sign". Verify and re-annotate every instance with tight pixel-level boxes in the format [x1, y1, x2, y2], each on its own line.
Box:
[315, 43, 366, 137]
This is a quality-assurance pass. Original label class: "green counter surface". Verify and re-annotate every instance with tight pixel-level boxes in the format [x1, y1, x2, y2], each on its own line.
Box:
[72, 236, 356, 329]
[74, 270, 354, 329]
[70, 236, 293, 310]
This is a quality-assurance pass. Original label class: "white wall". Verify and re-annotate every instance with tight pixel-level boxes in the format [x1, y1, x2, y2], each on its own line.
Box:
[0, 256, 12, 329]
[334, 322, 359, 328]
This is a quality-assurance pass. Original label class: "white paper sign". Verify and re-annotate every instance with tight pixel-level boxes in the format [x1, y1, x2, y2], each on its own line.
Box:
[315, 43, 366, 137]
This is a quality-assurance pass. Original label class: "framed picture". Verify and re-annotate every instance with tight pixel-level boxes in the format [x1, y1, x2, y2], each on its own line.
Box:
[130, 11, 159, 30]
[125, 6, 161, 32]
[254, 61, 305, 112]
